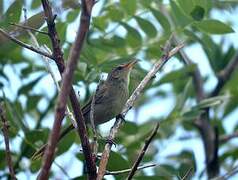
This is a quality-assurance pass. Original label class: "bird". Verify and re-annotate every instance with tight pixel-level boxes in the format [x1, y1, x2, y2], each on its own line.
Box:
[32, 59, 137, 160]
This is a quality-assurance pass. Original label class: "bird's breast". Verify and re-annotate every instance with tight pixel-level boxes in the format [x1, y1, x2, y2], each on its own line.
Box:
[93, 83, 128, 125]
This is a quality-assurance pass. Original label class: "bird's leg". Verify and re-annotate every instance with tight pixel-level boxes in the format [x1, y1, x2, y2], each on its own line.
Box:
[104, 114, 125, 147]
[105, 138, 117, 147]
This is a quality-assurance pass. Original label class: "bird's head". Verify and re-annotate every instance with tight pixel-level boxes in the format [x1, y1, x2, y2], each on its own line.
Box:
[107, 59, 138, 84]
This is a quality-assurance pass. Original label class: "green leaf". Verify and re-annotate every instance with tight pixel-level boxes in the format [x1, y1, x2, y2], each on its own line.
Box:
[155, 164, 177, 179]
[99, 57, 135, 72]
[223, 83, 238, 117]
[70, 175, 88, 180]
[182, 95, 229, 121]
[76, 153, 84, 162]
[17, 75, 44, 96]
[198, 34, 221, 72]
[182, 108, 204, 121]
[5, 100, 27, 135]
[30, 159, 41, 172]
[0, 0, 3, 16]
[120, 121, 138, 135]
[135, 176, 171, 180]
[55, 22, 67, 42]
[196, 95, 229, 109]
[120, 22, 142, 47]
[194, 20, 234, 34]
[101, 36, 126, 48]
[21, 64, 44, 76]
[107, 151, 129, 171]
[156, 64, 196, 85]
[31, 0, 41, 9]
[151, 8, 171, 33]
[77, 62, 87, 77]
[57, 128, 75, 155]
[177, 0, 209, 18]
[175, 79, 193, 111]
[177, 0, 194, 16]
[0, 67, 9, 81]
[26, 12, 45, 30]
[170, 1, 191, 27]
[21, 129, 48, 158]
[220, 148, 237, 163]
[4, 0, 22, 24]
[134, 16, 157, 38]
[27, 95, 42, 111]
[106, 5, 124, 21]
[67, 10, 79, 22]
[176, 151, 196, 176]
[0, 150, 16, 170]
[193, 0, 211, 15]
[120, 0, 136, 15]
[190, 6, 205, 21]
[85, 69, 99, 82]
[93, 16, 108, 31]
[0, 150, 7, 169]
[139, 0, 153, 7]
[145, 45, 163, 59]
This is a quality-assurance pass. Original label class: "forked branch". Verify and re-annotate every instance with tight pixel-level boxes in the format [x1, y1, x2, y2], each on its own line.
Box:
[96, 42, 185, 180]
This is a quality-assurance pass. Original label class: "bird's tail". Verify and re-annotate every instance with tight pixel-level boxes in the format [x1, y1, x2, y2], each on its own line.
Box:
[31, 124, 75, 160]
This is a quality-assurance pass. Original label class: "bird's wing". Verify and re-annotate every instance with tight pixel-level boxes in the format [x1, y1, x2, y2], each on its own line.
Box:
[82, 80, 108, 115]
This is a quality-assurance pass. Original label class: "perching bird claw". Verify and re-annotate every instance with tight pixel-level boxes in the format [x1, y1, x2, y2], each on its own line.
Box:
[116, 114, 126, 122]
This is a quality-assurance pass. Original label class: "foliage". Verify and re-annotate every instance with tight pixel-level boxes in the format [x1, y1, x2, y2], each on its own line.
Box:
[0, 0, 237, 179]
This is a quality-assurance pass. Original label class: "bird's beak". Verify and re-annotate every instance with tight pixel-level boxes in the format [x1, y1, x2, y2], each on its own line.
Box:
[123, 59, 138, 69]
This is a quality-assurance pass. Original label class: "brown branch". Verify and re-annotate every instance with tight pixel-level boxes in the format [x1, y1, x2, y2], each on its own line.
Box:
[127, 122, 160, 180]
[105, 163, 157, 176]
[90, 86, 98, 158]
[174, 37, 218, 178]
[96, 43, 185, 180]
[37, 0, 96, 179]
[219, 131, 238, 143]
[40, 0, 65, 73]
[174, 35, 218, 178]
[9, 23, 49, 35]
[0, 28, 53, 59]
[181, 167, 193, 180]
[160, 4, 219, 176]
[213, 165, 238, 180]
[210, 53, 238, 97]
[0, 103, 17, 180]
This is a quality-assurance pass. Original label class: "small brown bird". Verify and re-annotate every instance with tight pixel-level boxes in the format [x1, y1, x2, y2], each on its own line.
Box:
[32, 60, 137, 159]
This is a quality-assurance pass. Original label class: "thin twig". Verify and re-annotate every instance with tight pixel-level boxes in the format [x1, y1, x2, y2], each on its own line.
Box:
[212, 164, 238, 180]
[127, 122, 160, 180]
[105, 163, 157, 176]
[180, 167, 193, 180]
[90, 85, 98, 157]
[54, 161, 71, 179]
[42, 45, 77, 128]
[10, 23, 49, 35]
[13, 94, 56, 172]
[0, 103, 17, 180]
[96, 42, 185, 180]
[159, 5, 219, 178]
[219, 131, 238, 143]
[38, 0, 96, 179]
[23, 8, 78, 130]
[90, 86, 97, 136]
[0, 28, 53, 59]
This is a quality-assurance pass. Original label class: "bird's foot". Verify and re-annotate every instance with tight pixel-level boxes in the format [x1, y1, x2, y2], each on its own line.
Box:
[116, 114, 126, 122]
[105, 138, 117, 147]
